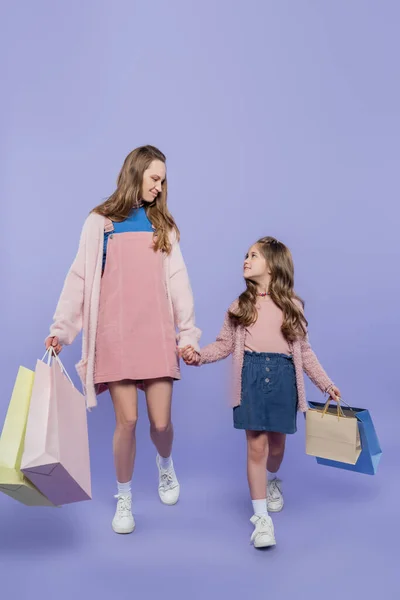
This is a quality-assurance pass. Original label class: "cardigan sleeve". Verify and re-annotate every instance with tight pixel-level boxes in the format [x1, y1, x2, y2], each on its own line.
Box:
[48, 217, 91, 345]
[299, 335, 334, 393]
[168, 235, 201, 352]
[294, 299, 334, 393]
[199, 311, 235, 364]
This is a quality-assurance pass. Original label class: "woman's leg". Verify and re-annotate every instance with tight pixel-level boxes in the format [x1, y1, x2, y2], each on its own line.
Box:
[144, 377, 173, 459]
[108, 380, 138, 534]
[109, 380, 139, 484]
[144, 377, 179, 505]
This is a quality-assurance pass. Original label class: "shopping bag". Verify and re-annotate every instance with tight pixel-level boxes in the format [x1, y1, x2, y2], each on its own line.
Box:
[306, 399, 361, 465]
[0, 366, 56, 506]
[309, 400, 381, 475]
[21, 349, 91, 505]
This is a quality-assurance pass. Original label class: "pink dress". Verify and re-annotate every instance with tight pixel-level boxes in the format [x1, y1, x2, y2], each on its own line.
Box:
[94, 220, 180, 388]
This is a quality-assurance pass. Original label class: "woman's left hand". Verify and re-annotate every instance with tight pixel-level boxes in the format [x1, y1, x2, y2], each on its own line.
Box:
[328, 385, 341, 403]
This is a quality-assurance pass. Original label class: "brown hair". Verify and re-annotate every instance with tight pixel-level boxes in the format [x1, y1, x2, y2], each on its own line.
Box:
[228, 236, 308, 341]
[92, 145, 179, 253]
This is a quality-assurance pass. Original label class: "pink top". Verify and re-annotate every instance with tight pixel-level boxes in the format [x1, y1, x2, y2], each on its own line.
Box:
[244, 296, 290, 354]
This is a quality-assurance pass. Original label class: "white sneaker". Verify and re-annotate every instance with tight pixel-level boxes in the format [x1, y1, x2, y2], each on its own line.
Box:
[156, 455, 180, 505]
[250, 514, 276, 548]
[112, 494, 135, 534]
[267, 477, 284, 512]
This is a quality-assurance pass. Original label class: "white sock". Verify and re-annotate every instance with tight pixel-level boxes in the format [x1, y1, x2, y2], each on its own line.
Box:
[117, 480, 132, 497]
[268, 470, 278, 481]
[158, 454, 172, 470]
[252, 499, 268, 517]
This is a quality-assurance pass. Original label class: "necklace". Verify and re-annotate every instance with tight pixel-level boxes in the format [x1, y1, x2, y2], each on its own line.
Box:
[257, 292, 269, 297]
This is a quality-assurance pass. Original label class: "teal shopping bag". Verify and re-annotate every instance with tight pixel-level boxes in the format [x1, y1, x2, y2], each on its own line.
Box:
[308, 401, 381, 475]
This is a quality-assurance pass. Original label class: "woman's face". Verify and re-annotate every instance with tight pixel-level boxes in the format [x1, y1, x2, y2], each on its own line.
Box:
[141, 159, 166, 203]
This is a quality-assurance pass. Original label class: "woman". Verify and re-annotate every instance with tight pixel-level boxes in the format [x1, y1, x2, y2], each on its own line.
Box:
[45, 145, 201, 534]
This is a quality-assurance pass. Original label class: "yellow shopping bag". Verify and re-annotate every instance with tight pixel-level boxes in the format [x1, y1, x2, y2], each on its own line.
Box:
[0, 366, 56, 506]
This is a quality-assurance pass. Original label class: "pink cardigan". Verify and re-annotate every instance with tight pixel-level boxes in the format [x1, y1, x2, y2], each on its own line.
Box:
[49, 213, 201, 409]
[199, 302, 334, 412]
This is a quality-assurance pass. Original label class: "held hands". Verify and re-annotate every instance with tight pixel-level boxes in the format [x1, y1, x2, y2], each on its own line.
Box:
[45, 336, 62, 355]
[179, 345, 200, 366]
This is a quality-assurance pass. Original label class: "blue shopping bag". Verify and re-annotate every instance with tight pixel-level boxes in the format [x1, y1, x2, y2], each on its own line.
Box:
[308, 401, 382, 475]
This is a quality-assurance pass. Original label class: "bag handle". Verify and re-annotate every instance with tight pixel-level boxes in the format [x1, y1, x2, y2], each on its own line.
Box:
[42, 347, 74, 386]
[320, 397, 355, 420]
[321, 398, 345, 421]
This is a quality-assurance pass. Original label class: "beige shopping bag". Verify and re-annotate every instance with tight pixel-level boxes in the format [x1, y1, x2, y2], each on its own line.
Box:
[306, 400, 362, 465]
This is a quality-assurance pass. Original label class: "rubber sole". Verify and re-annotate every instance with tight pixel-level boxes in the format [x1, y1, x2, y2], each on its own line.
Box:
[112, 522, 135, 534]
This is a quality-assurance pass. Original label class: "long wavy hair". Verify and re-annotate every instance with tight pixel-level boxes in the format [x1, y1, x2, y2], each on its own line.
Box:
[229, 236, 308, 341]
[92, 145, 179, 253]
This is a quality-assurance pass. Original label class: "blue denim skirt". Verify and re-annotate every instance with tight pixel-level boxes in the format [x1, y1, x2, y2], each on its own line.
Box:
[233, 351, 298, 434]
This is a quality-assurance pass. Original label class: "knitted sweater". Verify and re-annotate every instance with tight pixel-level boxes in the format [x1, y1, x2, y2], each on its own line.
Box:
[199, 301, 334, 412]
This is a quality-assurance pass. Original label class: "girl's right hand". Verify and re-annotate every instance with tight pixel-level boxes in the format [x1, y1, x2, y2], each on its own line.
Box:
[45, 336, 62, 355]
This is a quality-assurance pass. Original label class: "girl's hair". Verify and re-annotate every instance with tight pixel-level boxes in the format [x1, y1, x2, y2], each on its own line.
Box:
[228, 236, 308, 341]
[92, 145, 179, 254]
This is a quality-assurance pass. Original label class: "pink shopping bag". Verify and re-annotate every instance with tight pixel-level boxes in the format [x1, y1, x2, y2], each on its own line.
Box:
[21, 349, 91, 505]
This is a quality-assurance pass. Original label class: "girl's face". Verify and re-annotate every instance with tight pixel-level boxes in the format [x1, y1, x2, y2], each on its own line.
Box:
[141, 159, 166, 203]
[243, 245, 270, 283]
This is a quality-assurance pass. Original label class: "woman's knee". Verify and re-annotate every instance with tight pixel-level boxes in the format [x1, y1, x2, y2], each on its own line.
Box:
[150, 421, 171, 436]
[116, 414, 138, 433]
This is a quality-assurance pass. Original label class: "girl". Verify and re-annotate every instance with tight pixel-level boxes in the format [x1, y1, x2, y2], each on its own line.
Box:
[181, 237, 340, 549]
[45, 145, 201, 534]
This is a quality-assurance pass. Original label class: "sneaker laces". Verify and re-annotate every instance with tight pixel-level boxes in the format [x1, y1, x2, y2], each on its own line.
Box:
[114, 494, 132, 517]
[160, 469, 176, 490]
[268, 478, 282, 500]
[251, 516, 273, 542]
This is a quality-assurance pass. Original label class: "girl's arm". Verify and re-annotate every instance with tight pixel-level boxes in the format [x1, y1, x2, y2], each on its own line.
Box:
[300, 334, 335, 394]
[295, 298, 336, 395]
[168, 235, 201, 353]
[198, 311, 235, 364]
[47, 217, 93, 346]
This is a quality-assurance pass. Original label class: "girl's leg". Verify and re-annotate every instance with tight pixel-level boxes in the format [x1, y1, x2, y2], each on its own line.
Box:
[109, 380, 138, 534]
[144, 378, 179, 505]
[246, 430, 276, 548]
[246, 430, 269, 503]
[266, 432, 286, 513]
[266, 432, 286, 474]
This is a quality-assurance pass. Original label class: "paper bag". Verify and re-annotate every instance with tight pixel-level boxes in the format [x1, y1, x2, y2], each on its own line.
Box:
[306, 400, 361, 465]
[0, 366, 56, 506]
[309, 401, 382, 475]
[21, 350, 91, 505]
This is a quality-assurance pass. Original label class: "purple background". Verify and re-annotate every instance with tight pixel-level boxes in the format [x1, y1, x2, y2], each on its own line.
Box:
[1, 1, 399, 598]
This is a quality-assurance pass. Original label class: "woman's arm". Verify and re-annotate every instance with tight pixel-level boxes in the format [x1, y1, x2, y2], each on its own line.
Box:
[47, 217, 93, 346]
[168, 236, 202, 352]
